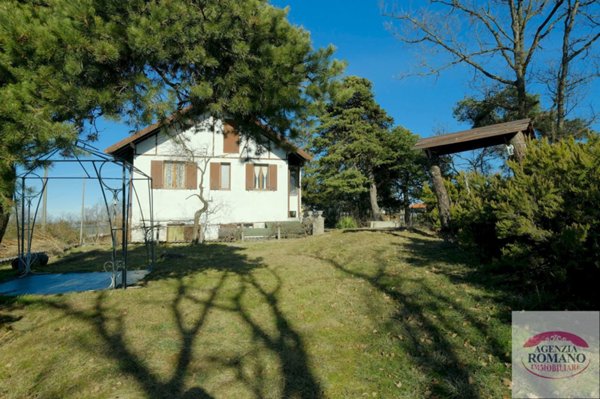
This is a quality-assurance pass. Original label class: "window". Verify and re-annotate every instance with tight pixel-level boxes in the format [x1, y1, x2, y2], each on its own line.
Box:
[245, 163, 277, 191]
[151, 160, 196, 190]
[164, 161, 185, 189]
[220, 163, 230, 190]
[254, 164, 269, 190]
[210, 162, 231, 190]
[289, 167, 299, 195]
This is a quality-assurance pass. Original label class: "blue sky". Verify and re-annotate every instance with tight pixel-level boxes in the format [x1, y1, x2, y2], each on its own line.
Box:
[34, 0, 599, 217]
[270, 0, 473, 137]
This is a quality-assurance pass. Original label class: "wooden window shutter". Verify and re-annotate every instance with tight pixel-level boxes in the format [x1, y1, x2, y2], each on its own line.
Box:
[223, 123, 240, 154]
[151, 160, 164, 189]
[185, 162, 197, 190]
[210, 162, 221, 190]
[245, 163, 254, 191]
[268, 165, 277, 191]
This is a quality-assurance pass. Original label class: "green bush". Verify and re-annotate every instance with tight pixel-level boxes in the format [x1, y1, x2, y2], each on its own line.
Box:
[493, 138, 599, 292]
[441, 137, 600, 300]
[449, 172, 504, 261]
[336, 216, 358, 229]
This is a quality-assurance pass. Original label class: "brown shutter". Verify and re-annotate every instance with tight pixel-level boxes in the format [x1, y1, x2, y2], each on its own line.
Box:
[210, 162, 221, 190]
[151, 160, 163, 189]
[245, 163, 254, 190]
[268, 164, 277, 191]
[223, 123, 240, 154]
[185, 162, 197, 190]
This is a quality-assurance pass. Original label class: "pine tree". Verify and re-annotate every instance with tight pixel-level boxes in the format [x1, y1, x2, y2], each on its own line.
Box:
[0, 0, 143, 242]
[0, 0, 341, 243]
[376, 126, 427, 225]
[306, 76, 419, 222]
[494, 137, 600, 290]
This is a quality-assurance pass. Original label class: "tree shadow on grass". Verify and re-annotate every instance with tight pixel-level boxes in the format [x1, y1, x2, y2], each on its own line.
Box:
[309, 254, 483, 398]
[7, 243, 321, 398]
[398, 232, 558, 311]
[395, 230, 515, 346]
[0, 264, 16, 284]
[49, 245, 152, 273]
[400, 229, 600, 310]
[308, 230, 515, 398]
[0, 295, 22, 330]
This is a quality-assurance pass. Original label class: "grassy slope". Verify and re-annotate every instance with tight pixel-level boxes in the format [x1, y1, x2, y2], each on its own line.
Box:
[0, 230, 514, 398]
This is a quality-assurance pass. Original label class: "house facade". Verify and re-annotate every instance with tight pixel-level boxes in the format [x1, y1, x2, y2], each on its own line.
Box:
[105, 114, 310, 241]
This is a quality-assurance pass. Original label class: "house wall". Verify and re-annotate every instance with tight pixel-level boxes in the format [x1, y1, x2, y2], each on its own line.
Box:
[129, 116, 301, 241]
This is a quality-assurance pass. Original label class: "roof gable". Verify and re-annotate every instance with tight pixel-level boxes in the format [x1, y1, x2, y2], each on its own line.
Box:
[105, 108, 311, 161]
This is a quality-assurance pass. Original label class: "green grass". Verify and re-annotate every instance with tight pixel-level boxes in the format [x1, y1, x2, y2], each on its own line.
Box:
[0, 230, 517, 398]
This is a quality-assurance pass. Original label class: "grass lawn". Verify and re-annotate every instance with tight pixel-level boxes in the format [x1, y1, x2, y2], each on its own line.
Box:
[0, 230, 517, 398]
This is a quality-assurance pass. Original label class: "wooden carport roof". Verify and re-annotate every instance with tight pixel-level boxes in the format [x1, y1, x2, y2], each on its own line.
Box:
[415, 118, 534, 156]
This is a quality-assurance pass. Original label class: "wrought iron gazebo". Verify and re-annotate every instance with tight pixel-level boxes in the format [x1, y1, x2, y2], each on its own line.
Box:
[14, 140, 156, 289]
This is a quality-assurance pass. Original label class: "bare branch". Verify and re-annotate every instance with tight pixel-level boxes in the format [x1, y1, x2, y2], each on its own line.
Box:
[433, 0, 515, 68]
[385, 10, 513, 85]
[568, 32, 600, 61]
[523, 0, 565, 69]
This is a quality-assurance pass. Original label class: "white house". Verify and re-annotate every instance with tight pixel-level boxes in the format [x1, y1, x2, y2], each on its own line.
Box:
[105, 110, 310, 241]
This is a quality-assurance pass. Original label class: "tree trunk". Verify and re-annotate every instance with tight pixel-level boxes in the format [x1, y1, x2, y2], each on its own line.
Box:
[509, 131, 527, 163]
[429, 161, 451, 232]
[192, 175, 209, 244]
[193, 208, 205, 244]
[510, 0, 526, 118]
[368, 172, 382, 221]
[555, 0, 579, 141]
[555, 58, 568, 140]
[404, 203, 411, 227]
[0, 164, 16, 245]
[515, 75, 529, 119]
[402, 183, 411, 226]
[0, 209, 9, 245]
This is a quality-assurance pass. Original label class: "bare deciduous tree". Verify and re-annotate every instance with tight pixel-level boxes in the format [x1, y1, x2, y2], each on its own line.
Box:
[169, 117, 225, 244]
[383, 0, 565, 117]
[549, 0, 600, 138]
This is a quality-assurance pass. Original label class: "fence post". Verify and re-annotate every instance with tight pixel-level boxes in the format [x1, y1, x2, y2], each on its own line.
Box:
[312, 211, 325, 235]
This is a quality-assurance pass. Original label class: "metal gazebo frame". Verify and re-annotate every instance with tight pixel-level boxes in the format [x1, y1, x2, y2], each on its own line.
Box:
[14, 140, 156, 289]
